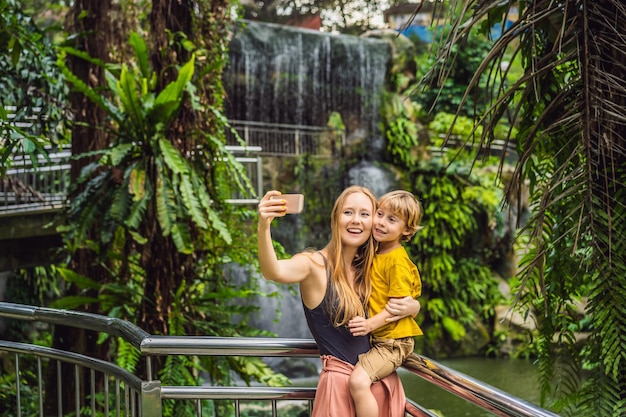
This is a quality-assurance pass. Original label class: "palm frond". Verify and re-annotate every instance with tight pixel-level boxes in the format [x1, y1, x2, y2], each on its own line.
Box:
[421, 0, 626, 414]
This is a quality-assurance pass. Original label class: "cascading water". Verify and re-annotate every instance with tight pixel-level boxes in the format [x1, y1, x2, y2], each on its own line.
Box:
[224, 20, 391, 149]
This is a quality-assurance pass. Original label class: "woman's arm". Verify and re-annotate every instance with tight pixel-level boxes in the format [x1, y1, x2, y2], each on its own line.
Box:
[257, 190, 312, 284]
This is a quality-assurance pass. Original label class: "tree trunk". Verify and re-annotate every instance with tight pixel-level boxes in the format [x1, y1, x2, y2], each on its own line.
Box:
[137, 0, 230, 339]
[46, 0, 117, 414]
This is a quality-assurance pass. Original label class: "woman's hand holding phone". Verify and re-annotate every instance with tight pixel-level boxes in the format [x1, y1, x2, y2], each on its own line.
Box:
[269, 193, 304, 214]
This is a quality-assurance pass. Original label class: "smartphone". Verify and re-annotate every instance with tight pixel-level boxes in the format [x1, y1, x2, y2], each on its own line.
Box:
[270, 194, 304, 214]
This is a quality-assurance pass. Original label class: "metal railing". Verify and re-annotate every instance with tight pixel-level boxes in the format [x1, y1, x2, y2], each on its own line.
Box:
[0, 147, 70, 215]
[226, 120, 340, 156]
[0, 302, 560, 417]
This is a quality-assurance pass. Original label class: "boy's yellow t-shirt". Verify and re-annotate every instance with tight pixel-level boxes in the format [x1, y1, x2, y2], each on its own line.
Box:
[369, 245, 423, 339]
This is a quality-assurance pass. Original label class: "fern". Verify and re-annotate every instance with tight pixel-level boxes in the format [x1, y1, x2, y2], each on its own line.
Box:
[115, 337, 141, 373]
[117, 64, 145, 132]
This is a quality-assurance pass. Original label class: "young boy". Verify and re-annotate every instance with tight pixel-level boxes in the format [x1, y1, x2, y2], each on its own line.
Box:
[348, 190, 423, 417]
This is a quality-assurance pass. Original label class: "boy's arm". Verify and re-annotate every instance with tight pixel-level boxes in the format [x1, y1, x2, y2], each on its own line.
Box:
[348, 298, 404, 337]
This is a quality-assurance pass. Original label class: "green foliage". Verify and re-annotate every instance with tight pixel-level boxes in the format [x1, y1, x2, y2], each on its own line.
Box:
[408, 160, 505, 356]
[412, 24, 493, 118]
[0, 0, 69, 172]
[381, 91, 422, 168]
[56, 37, 241, 255]
[50, 28, 286, 399]
[0, 369, 40, 417]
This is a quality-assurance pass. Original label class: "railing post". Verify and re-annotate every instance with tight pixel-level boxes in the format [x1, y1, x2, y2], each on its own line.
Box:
[141, 380, 162, 417]
[295, 130, 300, 155]
[256, 155, 263, 198]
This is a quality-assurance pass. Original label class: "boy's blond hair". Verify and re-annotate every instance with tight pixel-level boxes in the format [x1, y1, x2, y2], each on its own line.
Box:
[378, 190, 423, 242]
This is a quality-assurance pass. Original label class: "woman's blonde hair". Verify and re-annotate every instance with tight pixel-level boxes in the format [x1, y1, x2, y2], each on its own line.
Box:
[324, 185, 377, 326]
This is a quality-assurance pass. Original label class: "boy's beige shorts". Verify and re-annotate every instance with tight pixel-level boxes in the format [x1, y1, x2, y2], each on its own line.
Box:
[358, 336, 415, 382]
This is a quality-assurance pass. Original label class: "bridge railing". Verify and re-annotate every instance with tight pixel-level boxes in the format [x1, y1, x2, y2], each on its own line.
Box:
[226, 120, 340, 156]
[0, 302, 560, 417]
[0, 147, 70, 215]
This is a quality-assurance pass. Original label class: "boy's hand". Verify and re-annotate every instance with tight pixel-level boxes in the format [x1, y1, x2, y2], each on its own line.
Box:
[385, 296, 420, 322]
[348, 316, 371, 337]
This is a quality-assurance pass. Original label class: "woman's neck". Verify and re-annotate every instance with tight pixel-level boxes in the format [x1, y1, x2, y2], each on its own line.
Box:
[342, 247, 357, 266]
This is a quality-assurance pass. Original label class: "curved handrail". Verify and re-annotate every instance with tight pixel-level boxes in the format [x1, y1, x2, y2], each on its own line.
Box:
[0, 302, 150, 347]
[0, 340, 143, 391]
[0, 302, 560, 417]
[402, 355, 559, 417]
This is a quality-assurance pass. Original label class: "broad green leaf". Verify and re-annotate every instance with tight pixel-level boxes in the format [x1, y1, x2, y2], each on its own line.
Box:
[21, 138, 35, 153]
[117, 65, 144, 130]
[58, 54, 121, 122]
[191, 170, 214, 211]
[126, 195, 149, 229]
[171, 222, 193, 254]
[179, 175, 208, 229]
[129, 166, 147, 201]
[128, 32, 150, 79]
[128, 229, 147, 244]
[151, 55, 195, 122]
[57, 267, 101, 290]
[110, 143, 133, 166]
[159, 137, 187, 175]
[60, 46, 108, 68]
[51, 296, 100, 310]
[155, 169, 174, 235]
[208, 208, 232, 244]
[110, 179, 131, 222]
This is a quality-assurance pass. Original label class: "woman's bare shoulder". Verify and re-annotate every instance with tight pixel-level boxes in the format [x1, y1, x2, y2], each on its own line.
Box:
[294, 249, 326, 267]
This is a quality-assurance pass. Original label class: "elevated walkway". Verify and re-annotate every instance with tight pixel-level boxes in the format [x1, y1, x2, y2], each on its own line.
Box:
[0, 302, 560, 417]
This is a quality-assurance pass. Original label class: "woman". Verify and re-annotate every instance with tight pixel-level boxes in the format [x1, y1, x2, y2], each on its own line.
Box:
[257, 186, 419, 416]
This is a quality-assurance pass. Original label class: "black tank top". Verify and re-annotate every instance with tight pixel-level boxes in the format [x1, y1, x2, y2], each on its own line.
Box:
[302, 253, 371, 365]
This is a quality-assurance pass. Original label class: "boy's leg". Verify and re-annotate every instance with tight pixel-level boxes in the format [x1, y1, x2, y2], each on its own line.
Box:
[349, 363, 378, 417]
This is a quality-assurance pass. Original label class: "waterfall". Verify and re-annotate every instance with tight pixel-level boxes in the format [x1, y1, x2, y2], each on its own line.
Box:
[224, 20, 390, 146]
